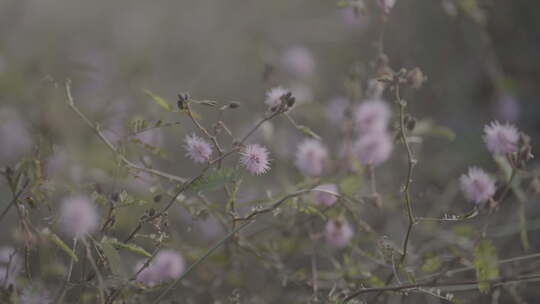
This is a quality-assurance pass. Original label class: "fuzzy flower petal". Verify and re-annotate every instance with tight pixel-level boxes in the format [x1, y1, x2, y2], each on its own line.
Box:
[313, 184, 339, 207]
[184, 134, 213, 163]
[264, 86, 288, 109]
[325, 219, 354, 248]
[353, 99, 391, 134]
[483, 121, 519, 155]
[353, 132, 393, 166]
[295, 139, 328, 177]
[59, 195, 98, 239]
[460, 167, 496, 204]
[281, 46, 315, 78]
[135, 250, 185, 287]
[240, 144, 271, 175]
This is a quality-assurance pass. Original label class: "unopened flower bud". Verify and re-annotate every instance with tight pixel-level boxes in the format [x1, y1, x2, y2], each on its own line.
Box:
[228, 102, 240, 109]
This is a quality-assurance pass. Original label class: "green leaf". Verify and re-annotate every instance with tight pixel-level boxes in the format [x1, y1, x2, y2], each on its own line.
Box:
[474, 239, 499, 293]
[189, 168, 239, 193]
[144, 89, 171, 111]
[41, 228, 78, 262]
[421, 254, 442, 273]
[339, 175, 361, 196]
[109, 240, 152, 257]
[100, 238, 128, 278]
[297, 125, 321, 140]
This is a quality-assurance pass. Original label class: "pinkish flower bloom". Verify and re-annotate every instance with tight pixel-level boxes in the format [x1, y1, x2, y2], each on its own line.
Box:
[264, 86, 288, 109]
[326, 97, 350, 126]
[295, 139, 328, 177]
[325, 219, 353, 248]
[353, 99, 391, 134]
[59, 195, 98, 239]
[353, 132, 393, 166]
[135, 249, 185, 286]
[281, 46, 315, 78]
[240, 144, 271, 175]
[483, 121, 519, 155]
[0, 247, 20, 286]
[313, 184, 339, 207]
[460, 167, 496, 204]
[184, 134, 213, 163]
[378, 0, 396, 13]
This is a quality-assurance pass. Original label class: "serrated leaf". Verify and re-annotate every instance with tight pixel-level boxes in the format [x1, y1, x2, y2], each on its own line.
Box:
[144, 89, 171, 111]
[189, 168, 239, 193]
[474, 239, 499, 293]
[100, 239, 127, 278]
[41, 228, 78, 262]
[109, 240, 151, 257]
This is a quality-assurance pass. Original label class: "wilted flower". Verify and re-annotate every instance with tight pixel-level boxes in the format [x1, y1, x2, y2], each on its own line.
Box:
[135, 249, 185, 287]
[295, 139, 328, 177]
[312, 184, 339, 207]
[325, 219, 353, 248]
[265, 86, 288, 109]
[353, 99, 391, 134]
[281, 46, 315, 78]
[460, 167, 496, 204]
[184, 134, 213, 163]
[353, 132, 393, 166]
[240, 144, 271, 175]
[59, 195, 98, 239]
[483, 121, 519, 155]
[326, 97, 350, 126]
[0, 247, 20, 286]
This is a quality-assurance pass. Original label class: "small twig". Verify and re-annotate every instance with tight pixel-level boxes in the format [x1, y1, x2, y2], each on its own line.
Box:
[55, 239, 78, 304]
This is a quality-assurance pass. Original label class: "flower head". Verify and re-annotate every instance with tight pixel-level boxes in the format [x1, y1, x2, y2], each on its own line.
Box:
[135, 249, 185, 287]
[353, 99, 391, 134]
[59, 195, 98, 239]
[295, 139, 328, 177]
[460, 167, 496, 204]
[240, 144, 271, 175]
[312, 184, 339, 207]
[483, 121, 519, 155]
[264, 86, 289, 109]
[353, 132, 393, 166]
[184, 134, 213, 163]
[378, 0, 396, 13]
[326, 97, 350, 126]
[325, 218, 353, 248]
[281, 46, 315, 78]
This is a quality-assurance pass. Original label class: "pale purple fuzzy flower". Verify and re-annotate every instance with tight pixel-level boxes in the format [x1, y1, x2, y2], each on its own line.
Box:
[0, 247, 21, 286]
[378, 0, 397, 13]
[353, 132, 393, 166]
[265, 86, 288, 109]
[460, 167, 496, 204]
[353, 99, 391, 134]
[59, 195, 98, 239]
[184, 134, 213, 163]
[137, 129, 163, 147]
[325, 219, 354, 248]
[493, 94, 520, 123]
[281, 46, 315, 78]
[135, 249, 185, 286]
[483, 121, 519, 155]
[295, 139, 328, 177]
[313, 184, 339, 207]
[19, 283, 51, 304]
[240, 144, 271, 175]
[326, 96, 350, 126]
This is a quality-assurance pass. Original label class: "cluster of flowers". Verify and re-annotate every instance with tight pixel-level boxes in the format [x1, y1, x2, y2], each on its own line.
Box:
[460, 121, 532, 205]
